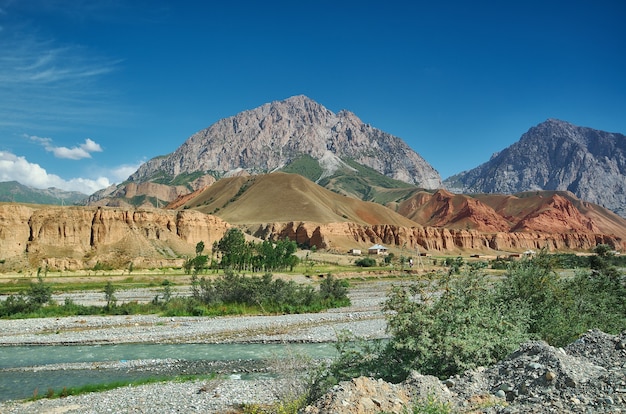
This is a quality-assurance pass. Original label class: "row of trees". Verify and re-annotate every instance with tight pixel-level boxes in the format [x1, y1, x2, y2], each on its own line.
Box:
[185, 228, 299, 274]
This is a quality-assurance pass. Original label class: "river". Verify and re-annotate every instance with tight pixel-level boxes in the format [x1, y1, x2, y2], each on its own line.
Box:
[0, 342, 338, 401]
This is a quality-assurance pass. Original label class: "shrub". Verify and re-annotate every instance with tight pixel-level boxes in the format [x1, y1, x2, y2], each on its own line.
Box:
[27, 275, 52, 306]
[355, 257, 376, 267]
[314, 249, 625, 399]
[382, 270, 530, 380]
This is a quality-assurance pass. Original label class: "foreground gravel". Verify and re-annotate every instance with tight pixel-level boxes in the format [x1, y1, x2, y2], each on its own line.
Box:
[0, 281, 392, 413]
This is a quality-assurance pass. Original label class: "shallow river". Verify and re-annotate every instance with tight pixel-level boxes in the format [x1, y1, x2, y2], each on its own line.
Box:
[0, 342, 337, 401]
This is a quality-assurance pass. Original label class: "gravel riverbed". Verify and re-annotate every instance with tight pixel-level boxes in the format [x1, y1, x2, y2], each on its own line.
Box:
[0, 281, 392, 413]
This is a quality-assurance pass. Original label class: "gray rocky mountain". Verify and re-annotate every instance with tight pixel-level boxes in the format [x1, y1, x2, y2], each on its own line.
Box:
[444, 119, 626, 217]
[128, 95, 442, 189]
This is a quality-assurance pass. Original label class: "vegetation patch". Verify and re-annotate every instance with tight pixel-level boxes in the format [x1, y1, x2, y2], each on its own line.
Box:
[30, 374, 216, 401]
[309, 246, 626, 400]
[280, 154, 324, 182]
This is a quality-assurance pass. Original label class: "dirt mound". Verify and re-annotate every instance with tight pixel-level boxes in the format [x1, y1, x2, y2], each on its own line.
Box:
[303, 330, 626, 413]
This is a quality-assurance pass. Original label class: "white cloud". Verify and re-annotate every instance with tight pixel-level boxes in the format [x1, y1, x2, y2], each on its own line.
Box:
[0, 151, 116, 194]
[27, 135, 103, 160]
[110, 163, 142, 182]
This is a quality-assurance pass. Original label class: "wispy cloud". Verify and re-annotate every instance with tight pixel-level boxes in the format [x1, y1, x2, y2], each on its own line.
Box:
[0, 29, 122, 132]
[0, 151, 112, 193]
[27, 135, 103, 160]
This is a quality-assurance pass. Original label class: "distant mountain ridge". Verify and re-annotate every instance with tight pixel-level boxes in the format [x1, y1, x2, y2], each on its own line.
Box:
[0, 181, 86, 205]
[444, 119, 626, 217]
[128, 95, 442, 189]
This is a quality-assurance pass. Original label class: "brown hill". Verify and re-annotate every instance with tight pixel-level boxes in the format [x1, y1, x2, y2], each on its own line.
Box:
[173, 172, 419, 227]
[396, 189, 511, 232]
[395, 190, 626, 241]
[168, 172, 626, 254]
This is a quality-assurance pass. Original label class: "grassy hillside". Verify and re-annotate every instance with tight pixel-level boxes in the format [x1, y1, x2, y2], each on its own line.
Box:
[317, 159, 418, 204]
[181, 172, 419, 226]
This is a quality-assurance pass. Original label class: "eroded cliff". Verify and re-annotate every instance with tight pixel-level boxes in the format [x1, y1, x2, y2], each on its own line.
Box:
[0, 204, 230, 270]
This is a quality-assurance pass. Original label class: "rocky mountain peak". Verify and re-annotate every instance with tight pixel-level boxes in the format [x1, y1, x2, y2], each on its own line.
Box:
[444, 119, 626, 217]
[128, 95, 442, 189]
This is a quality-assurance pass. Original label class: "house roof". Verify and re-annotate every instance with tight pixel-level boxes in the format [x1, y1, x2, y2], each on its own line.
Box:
[368, 244, 387, 250]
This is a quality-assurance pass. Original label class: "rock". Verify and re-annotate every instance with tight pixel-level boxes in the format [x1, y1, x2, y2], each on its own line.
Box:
[0, 205, 229, 270]
[304, 331, 626, 414]
[129, 95, 442, 189]
[303, 376, 411, 414]
[444, 118, 626, 218]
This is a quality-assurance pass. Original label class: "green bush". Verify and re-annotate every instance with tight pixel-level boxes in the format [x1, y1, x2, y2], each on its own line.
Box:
[355, 257, 377, 267]
[189, 271, 350, 314]
[313, 249, 625, 396]
[381, 270, 530, 380]
[27, 275, 52, 306]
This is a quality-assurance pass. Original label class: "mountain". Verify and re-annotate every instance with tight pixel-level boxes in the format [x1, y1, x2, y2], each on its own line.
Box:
[87, 95, 441, 207]
[444, 119, 626, 217]
[0, 181, 87, 205]
[3, 174, 626, 271]
[168, 172, 626, 253]
[395, 188, 626, 238]
[170, 172, 418, 227]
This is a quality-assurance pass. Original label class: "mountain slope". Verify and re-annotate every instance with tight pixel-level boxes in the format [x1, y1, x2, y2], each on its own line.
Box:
[129, 95, 442, 189]
[444, 119, 626, 217]
[0, 181, 87, 205]
[172, 172, 419, 227]
[394, 189, 626, 240]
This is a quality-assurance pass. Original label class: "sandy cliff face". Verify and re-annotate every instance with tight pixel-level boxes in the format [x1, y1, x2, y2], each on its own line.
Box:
[251, 221, 625, 253]
[2, 198, 624, 271]
[0, 204, 230, 270]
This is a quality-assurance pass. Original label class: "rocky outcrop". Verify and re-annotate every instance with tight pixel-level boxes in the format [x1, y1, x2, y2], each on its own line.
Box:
[0, 204, 230, 271]
[0, 203, 33, 258]
[445, 119, 626, 217]
[303, 330, 626, 413]
[129, 95, 442, 189]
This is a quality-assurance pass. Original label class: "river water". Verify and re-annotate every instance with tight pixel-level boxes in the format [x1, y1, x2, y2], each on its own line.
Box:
[0, 342, 337, 402]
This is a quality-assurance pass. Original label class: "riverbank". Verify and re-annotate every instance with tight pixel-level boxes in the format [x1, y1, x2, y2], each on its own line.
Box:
[0, 281, 391, 413]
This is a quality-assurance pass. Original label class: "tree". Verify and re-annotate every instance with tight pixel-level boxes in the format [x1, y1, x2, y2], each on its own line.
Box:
[217, 228, 248, 271]
[195, 241, 205, 256]
[27, 273, 52, 306]
[103, 281, 117, 310]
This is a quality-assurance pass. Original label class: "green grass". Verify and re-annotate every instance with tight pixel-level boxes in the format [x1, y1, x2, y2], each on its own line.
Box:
[317, 158, 418, 204]
[280, 155, 324, 182]
[30, 373, 217, 401]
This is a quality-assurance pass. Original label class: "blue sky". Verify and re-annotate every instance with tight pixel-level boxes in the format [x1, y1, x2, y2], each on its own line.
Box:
[1, 1, 625, 194]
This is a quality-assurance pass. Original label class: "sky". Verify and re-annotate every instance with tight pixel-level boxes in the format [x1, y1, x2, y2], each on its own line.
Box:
[1, 0, 625, 194]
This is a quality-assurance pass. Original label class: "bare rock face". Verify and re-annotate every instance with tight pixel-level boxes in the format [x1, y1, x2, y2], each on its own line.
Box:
[253, 221, 626, 253]
[0, 204, 34, 258]
[302, 376, 412, 414]
[129, 95, 442, 189]
[445, 119, 626, 218]
[0, 205, 229, 271]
